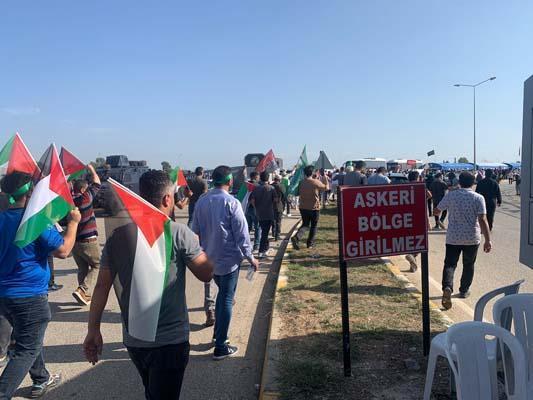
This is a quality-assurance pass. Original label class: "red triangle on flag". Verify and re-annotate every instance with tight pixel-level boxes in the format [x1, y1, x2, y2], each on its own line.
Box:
[255, 149, 277, 173]
[109, 179, 169, 247]
[48, 145, 74, 206]
[60, 147, 85, 176]
[177, 168, 187, 187]
[7, 133, 39, 175]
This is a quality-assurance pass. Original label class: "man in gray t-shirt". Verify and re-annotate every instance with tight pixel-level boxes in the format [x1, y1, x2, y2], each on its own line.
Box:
[84, 170, 213, 400]
[434, 171, 491, 311]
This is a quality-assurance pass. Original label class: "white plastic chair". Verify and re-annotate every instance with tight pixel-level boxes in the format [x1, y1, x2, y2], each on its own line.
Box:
[423, 280, 524, 400]
[493, 293, 533, 398]
[445, 321, 527, 400]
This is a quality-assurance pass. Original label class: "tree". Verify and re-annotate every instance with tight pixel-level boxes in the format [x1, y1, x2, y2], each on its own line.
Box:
[457, 157, 469, 163]
[161, 161, 172, 173]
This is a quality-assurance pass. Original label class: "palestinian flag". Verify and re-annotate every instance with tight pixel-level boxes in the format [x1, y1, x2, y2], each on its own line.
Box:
[0, 133, 39, 180]
[169, 166, 188, 192]
[236, 181, 256, 212]
[60, 147, 86, 181]
[288, 145, 309, 195]
[255, 149, 278, 173]
[106, 178, 172, 342]
[14, 144, 74, 248]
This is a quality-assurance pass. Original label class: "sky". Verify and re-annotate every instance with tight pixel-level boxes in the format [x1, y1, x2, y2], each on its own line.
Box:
[0, 1, 532, 170]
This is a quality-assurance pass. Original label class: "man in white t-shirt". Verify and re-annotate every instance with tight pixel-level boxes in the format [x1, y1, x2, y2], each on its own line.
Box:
[433, 172, 492, 310]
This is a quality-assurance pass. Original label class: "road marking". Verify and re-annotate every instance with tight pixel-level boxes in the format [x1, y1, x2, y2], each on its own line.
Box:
[427, 274, 476, 320]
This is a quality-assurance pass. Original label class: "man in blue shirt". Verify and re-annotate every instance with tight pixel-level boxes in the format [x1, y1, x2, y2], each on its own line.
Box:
[192, 166, 259, 360]
[0, 172, 80, 399]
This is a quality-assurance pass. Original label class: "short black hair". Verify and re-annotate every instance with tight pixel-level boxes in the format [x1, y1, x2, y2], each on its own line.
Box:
[435, 172, 442, 179]
[459, 171, 475, 188]
[260, 171, 269, 182]
[273, 176, 280, 182]
[72, 179, 89, 193]
[0, 171, 32, 196]
[250, 171, 259, 180]
[408, 170, 420, 182]
[340, 166, 345, 172]
[195, 166, 204, 176]
[213, 165, 232, 187]
[139, 170, 173, 207]
[304, 165, 314, 177]
[377, 166, 387, 174]
[485, 169, 494, 178]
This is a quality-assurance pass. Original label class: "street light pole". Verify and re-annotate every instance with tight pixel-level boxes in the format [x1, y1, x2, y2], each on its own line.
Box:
[454, 76, 496, 171]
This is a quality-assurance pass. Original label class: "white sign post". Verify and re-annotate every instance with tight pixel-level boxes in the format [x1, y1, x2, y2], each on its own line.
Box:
[520, 75, 533, 268]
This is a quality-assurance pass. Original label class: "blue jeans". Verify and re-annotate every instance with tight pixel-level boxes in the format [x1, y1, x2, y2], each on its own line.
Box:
[213, 268, 240, 351]
[246, 209, 261, 249]
[0, 295, 51, 399]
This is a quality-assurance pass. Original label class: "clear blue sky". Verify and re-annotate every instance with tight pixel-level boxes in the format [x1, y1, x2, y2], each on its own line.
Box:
[1, 1, 531, 169]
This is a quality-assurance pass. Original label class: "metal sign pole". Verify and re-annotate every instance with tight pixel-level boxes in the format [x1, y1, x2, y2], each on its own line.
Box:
[337, 186, 352, 377]
[421, 251, 431, 356]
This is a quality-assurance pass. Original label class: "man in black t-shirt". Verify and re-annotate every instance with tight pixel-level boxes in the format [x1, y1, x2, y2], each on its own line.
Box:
[187, 167, 208, 228]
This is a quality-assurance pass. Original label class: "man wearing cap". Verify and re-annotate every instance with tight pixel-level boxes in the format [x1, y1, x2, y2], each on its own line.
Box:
[0, 172, 81, 398]
[192, 166, 259, 360]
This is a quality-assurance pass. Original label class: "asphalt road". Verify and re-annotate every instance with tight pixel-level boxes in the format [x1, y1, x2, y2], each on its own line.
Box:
[10, 208, 299, 400]
[394, 181, 528, 324]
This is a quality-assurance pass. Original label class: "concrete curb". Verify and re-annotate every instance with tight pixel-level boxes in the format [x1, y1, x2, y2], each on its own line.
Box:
[382, 256, 454, 327]
[259, 219, 302, 400]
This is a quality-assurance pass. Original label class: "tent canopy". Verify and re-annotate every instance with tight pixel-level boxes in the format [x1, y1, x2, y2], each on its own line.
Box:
[504, 162, 521, 169]
[428, 162, 474, 171]
[476, 162, 508, 169]
[315, 150, 334, 170]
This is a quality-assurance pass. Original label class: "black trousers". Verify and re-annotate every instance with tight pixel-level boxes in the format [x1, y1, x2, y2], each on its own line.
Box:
[434, 210, 447, 225]
[272, 210, 282, 240]
[441, 244, 479, 293]
[127, 342, 190, 400]
[295, 209, 320, 246]
[427, 198, 432, 217]
[486, 205, 496, 231]
[259, 220, 273, 253]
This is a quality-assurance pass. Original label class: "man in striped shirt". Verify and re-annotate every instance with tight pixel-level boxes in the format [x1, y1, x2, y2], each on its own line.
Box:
[71, 164, 101, 306]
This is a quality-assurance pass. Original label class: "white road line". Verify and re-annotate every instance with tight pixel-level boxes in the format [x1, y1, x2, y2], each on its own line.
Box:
[427, 274, 476, 320]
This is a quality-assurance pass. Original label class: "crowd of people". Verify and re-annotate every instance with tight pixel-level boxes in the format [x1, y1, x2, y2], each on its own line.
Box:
[0, 157, 521, 399]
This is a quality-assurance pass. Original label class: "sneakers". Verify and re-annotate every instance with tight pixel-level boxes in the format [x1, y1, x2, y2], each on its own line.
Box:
[291, 237, 300, 250]
[437, 220, 446, 230]
[307, 243, 315, 249]
[405, 254, 418, 272]
[433, 225, 440, 230]
[258, 252, 265, 259]
[213, 345, 239, 361]
[287, 213, 292, 217]
[442, 287, 452, 310]
[205, 310, 215, 327]
[72, 287, 91, 306]
[30, 373, 61, 398]
[48, 283, 63, 292]
[0, 354, 8, 368]
[458, 291, 471, 299]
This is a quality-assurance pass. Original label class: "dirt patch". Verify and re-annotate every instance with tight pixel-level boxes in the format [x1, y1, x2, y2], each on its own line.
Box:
[276, 207, 451, 399]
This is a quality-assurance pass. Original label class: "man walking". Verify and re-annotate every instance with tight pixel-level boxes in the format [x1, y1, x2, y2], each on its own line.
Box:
[187, 167, 208, 228]
[192, 166, 259, 360]
[71, 164, 101, 306]
[434, 172, 491, 310]
[186, 167, 214, 327]
[344, 161, 367, 186]
[367, 167, 391, 185]
[271, 176, 286, 242]
[475, 169, 502, 231]
[291, 165, 327, 250]
[84, 170, 214, 399]
[250, 172, 278, 258]
[430, 173, 448, 230]
[0, 171, 81, 399]
[245, 172, 261, 251]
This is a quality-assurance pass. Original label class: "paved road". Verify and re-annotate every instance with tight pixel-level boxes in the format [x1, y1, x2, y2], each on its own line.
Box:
[395, 181, 529, 324]
[11, 208, 299, 400]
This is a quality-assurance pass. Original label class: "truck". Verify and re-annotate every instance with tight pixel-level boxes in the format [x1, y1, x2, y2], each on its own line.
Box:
[94, 155, 150, 209]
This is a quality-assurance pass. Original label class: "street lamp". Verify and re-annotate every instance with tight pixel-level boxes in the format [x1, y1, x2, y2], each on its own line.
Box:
[453, 76, 496, 170]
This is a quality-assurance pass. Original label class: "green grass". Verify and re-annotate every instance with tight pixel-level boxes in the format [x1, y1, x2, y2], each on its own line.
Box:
[277, 205, 448, 400]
